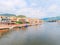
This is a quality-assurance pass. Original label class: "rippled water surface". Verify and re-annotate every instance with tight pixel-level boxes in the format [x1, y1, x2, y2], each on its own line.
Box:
[0, 22, 60, 45]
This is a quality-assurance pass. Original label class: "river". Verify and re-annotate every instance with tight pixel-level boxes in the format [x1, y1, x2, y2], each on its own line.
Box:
[0, 22, 60, 45]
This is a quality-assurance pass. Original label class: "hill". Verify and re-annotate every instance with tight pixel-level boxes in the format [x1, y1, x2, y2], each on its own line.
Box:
[42, 16, 60, 22]
[0, 13, 16, 16]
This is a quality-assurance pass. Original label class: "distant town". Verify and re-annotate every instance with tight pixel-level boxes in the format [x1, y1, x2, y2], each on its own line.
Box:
[0, 13, 60, 30]
[0, 13, 43, 30]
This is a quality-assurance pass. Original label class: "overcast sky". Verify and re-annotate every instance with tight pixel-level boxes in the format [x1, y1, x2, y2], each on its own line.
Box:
[0, 0, 60, 18]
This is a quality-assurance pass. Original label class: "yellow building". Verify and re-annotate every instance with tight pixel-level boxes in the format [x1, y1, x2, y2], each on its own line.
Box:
[17, 17, 26, 24]
[0, 16, 7, 18]
[9, 16, 17, 24]
[10, 16, 17, 21]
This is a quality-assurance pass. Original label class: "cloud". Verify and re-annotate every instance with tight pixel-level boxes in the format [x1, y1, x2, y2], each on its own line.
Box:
[31, 3, 37, 7]
[0, 0, 60, 18]
[46, 4, 60, 17]
[0, 0, 47, 18]
[47, 4, 58, 12]
[16, 7, 47, 18]
[0, 0, 27, 13]
[0, 0, 27, 8]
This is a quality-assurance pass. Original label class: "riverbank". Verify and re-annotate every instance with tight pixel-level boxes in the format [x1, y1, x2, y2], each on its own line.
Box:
[0, 23, 41, 30]
[0, 22, 59, 45]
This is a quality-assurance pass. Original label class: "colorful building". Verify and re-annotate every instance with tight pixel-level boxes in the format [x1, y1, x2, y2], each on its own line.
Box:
[17, 18, 26, 24]
[0, 16, 11, 24]
[26, 18, 42, 25]
[9, 16, 17, 24]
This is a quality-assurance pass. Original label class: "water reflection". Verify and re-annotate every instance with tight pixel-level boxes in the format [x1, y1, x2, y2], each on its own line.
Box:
[0, 29, 9, 38]
[0, 22, 60, 45]
[21, 27, 27, 30]
[12, 27, 20, 31]
[12, 27, 27, 31]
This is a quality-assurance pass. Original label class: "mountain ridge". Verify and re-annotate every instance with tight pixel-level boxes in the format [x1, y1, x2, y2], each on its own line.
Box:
[0, 13, 16, 16]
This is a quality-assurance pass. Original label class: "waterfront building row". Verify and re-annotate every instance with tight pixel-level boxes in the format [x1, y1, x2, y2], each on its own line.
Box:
[0, 16, 43, 25]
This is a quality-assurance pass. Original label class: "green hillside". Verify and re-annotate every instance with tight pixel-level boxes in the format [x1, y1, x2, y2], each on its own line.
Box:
[0, 13, 16, 16]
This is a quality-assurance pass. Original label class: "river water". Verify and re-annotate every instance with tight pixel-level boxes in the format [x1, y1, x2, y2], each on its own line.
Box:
[0, 22, 60, 45]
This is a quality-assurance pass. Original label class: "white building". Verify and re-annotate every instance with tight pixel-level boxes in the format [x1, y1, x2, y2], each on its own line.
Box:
[0, 16, 11, 24]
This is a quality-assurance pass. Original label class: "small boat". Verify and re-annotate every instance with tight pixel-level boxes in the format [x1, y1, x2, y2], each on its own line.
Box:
[24, 24, 28, 27]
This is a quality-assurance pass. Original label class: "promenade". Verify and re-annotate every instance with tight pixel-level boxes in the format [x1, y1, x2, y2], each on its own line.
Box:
[0, 23, 42, 30]
[0, 24, 31, 30]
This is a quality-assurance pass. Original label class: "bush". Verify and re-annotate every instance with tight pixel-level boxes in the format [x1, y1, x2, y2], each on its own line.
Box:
[16, 21, 23, 24]
[26, 22, 30, 24]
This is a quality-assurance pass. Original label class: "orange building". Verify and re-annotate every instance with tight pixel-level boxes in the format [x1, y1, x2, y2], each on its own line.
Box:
[26, 18, 43, 25]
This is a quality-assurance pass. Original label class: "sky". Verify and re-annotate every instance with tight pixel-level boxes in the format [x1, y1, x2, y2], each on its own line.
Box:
[0, 0, 60, 18]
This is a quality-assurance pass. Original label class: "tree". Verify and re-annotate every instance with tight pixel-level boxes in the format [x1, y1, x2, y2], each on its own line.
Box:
[16, 21, 23, 24]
